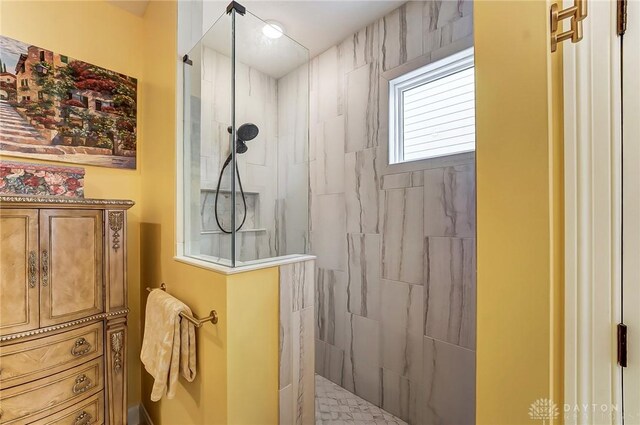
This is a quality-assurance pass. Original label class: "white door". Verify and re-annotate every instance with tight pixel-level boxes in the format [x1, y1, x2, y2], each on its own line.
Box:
[622, 0, 640, 422]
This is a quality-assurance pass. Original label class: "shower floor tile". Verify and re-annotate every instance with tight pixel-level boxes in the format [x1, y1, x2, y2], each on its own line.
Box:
[315, 374, 408, 425]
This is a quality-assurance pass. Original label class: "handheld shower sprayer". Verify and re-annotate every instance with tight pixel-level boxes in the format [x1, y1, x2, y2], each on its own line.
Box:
[222, 123, 259, 166]
[215, 123, 260, 234]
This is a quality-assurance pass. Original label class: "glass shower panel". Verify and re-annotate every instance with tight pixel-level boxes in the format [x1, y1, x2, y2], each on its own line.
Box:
[184, 12, 236, 267]
[233, 11, 309, 264]
[183, 6, 309, 267]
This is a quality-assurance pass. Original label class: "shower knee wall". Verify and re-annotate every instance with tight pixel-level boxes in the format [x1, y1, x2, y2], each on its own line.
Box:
[310, 1, 475, 424]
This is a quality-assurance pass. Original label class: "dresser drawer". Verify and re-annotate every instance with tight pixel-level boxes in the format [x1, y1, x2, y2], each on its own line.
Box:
[27, 392, 104, 425]
[0, 323, 103, 389]
[0, 357, 103, 424]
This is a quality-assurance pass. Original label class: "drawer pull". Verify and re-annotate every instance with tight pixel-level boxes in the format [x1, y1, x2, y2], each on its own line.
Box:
[73, 411, 92, 425]
[71, 338, 92, 357]
[28, 251, 37, 288]
[72, 374, 93, 394]
[41, 250, 49, 287]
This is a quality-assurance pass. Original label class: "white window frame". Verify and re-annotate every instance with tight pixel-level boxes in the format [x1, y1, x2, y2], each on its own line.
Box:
[388, 47, 475, 165]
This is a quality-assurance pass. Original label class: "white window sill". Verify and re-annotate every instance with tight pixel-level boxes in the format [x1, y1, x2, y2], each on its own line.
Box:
[381, 150, 475, 175]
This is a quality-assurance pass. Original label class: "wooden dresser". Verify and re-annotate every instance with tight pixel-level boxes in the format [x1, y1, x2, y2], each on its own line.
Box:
[0, 196, 133, 425]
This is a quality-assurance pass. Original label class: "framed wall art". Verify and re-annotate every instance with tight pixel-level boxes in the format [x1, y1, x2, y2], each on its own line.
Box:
[0, 35, 137, 169]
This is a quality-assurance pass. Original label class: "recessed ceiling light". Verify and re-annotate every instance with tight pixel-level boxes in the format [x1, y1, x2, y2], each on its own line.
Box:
[262, 21, 284, 39]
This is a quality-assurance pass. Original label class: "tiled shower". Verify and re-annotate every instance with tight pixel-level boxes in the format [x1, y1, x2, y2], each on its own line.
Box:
[187, 29, 309, 265]
[181, 0, 476, 422]
[310, 1, 476, 423]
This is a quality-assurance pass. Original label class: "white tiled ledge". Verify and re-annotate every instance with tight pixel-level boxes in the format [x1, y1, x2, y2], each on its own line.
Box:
[201, 228, 267, 235]
[174, 253, 316, 275]
[200, 188, 260, 195]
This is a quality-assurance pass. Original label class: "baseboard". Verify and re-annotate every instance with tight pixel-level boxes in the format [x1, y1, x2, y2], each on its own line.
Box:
[128, 403, 154, 425]
[139, 403, 154, 425]
[127, 405, 140, 425]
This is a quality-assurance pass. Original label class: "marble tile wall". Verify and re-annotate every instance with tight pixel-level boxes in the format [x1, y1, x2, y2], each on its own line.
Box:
[200, 189, 259, 232]
[280, 260, 316, 425]
[311, 1, 475, 424]
[277, 64, 311, 255]
[196, 48, 309, 262]
[198, 48, 279, 260]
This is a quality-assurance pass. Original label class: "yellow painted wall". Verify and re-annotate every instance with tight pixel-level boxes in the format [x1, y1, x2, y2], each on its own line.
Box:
[139, 2, 280, 424]
[475, 1, 564, 423]
[2, 1, 566, 424]
[0, 0, 145, 408]
[139, 1, 230, 423]
[0, 1, 282, 422]
[226, 269, 279, 424]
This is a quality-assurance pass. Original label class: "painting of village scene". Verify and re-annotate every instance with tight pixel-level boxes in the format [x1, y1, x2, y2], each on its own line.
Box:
[0, 36, 137, 169]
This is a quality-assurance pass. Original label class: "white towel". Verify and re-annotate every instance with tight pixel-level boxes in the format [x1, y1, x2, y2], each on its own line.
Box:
[140, 289, 197, 401]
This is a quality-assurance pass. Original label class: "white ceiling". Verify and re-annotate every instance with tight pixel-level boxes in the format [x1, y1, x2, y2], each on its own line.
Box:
[198, 1, 406, 78]
[108, 1, 405, 57]
[223, 1, 405, 58]
[197, 1, 405, 77]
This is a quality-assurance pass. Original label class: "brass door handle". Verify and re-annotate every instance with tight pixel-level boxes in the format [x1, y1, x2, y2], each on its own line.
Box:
[71, 338, 92, 357]
[550, 0, 588, 52]
[72, 374, 93, 394]
[41, 250, 49, 287]
[28, 251, 37, 288]
[73, 411, 92, 425]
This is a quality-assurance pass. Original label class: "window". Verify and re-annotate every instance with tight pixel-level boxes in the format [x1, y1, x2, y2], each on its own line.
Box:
[60, 55, 68, 64]
[21, 79, 29, 87]
[39, 51, 45, 62]
[68, 92, 89, 108]
[38, 91, 43, 100]
[95, 100, 113, 112]
[389, 47, 475, 164]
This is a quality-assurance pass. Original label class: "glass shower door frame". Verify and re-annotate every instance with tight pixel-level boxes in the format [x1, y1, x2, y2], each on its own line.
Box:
[229, 5, 238, 267]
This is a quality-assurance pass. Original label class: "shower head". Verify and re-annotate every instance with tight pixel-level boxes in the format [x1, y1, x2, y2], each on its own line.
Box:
[226, 123, 260, 155]
[236, 141, 248, 154]
[237, 123, 259, 142]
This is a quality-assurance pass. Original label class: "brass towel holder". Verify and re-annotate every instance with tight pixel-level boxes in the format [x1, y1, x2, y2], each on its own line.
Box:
[146, 283, 218, 327]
